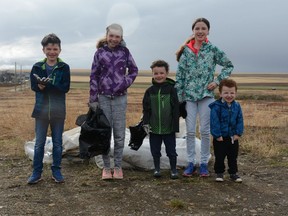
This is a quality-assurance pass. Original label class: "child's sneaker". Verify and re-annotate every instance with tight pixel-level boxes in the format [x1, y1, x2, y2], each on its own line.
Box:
[27, 173, 42, 184]
[199, 163, 210, 177]
[153, 170, 161, 178]
[230, 174, 242, 183]
[170, 171, 179, 180]
[215, 173, 224, 182]
[182, 162, 197, 177]
[102, 168, 112, 180]
[113, 167, 123, 179]
[52, 170, 65, 183]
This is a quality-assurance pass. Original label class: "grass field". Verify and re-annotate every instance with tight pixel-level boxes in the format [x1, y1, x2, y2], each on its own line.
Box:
[70, 70, 288, 90]
[1, 73, 288, 160]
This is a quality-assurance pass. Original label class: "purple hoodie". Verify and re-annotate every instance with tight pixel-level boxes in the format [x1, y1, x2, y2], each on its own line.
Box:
[89, 44, 138, 102]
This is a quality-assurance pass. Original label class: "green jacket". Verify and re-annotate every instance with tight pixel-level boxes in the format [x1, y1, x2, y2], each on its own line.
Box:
[142, 78, 179, 134]
[175, 41, 233, 102]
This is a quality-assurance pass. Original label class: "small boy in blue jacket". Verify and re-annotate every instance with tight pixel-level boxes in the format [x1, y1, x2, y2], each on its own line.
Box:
[209, 79, 244, 183]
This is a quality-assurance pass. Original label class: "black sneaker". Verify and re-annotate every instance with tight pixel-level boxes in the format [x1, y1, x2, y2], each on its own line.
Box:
[215, 173, 224, 182]
[170, 171, 179, 180]
[153, 170, 161, 178]
[230, 174, 242, 183]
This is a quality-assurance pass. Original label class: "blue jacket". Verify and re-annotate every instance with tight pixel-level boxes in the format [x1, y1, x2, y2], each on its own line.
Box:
[30, 58, 70, 119]
[209, 98, 244, 139]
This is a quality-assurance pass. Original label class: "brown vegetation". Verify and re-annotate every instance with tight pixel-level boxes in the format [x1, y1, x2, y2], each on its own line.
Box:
[0, 77, 288, 215]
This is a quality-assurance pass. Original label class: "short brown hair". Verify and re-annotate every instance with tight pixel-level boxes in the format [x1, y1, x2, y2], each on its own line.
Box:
[41, 33, 61, 48]
[150, 60, 169, 73]
[219, 79, 238, 93]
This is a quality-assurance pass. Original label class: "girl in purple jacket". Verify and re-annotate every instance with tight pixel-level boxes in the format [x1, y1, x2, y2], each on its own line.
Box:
[89, 23, 138, 180]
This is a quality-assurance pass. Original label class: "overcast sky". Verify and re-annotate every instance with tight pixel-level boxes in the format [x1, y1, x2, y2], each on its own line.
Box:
[0, 0, 287, 73]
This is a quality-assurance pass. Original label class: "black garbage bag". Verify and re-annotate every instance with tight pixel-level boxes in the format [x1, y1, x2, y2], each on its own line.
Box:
[179, 101, 187, 119]
[78, 107, 111, 159]
[75, 114, 87, 126]
[128, 120, 147, 151]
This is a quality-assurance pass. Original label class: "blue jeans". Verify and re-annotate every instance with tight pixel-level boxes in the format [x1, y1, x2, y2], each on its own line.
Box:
[185, 97, 214, 164]
[32, 118, 64, 175]
[98, 94, 127, 168]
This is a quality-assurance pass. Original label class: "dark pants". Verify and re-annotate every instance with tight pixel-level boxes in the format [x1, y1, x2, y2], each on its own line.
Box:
[149, 133, 177, 158]
[213, 137, 239, 174]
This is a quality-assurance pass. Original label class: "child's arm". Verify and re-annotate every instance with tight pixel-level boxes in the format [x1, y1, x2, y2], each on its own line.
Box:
[142, 90, 151, 126]
[235, 103, 244, 139]
[210, 105, 222, 139]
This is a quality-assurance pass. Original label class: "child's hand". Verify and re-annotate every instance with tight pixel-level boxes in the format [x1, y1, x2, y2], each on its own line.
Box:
[207, 81, 218, 91]
[38, 84, 46, 90]
[233, 135, 240, 141]
[142, 124, 151, 135]
[216, 136, 223, 141]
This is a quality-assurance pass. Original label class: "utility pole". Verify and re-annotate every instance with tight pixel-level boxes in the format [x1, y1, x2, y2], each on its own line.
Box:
[14, 62, 17, 92]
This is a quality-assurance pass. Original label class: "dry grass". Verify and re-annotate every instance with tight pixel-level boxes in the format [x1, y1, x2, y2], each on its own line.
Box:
[0, 82, 287, 160]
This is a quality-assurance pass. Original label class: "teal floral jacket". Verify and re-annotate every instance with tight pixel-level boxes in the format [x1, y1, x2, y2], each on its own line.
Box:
[175, 41, 234, 102]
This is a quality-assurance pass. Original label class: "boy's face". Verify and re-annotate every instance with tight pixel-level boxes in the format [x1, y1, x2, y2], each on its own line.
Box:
[106, 31, 122, 49]
[152, 66, 168, 84]
[42, 43, 61, 63]
[220, 86, 237, 104]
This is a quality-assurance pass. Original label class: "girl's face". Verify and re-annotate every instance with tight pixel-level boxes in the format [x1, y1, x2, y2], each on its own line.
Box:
[193, 21, 209, 43]
[220, 86, 237, 104]
[42, 43, 61, 65]
[152, 66, 168, 84]
[106, 31, 122, 49]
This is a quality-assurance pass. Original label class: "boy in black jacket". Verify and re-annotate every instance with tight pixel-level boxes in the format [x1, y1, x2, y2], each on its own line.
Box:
[142, 60, 179, 179]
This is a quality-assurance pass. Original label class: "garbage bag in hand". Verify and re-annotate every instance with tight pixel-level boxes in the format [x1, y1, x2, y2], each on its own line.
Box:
[128, 120, 147, 151]
[78, 107, 111, 159]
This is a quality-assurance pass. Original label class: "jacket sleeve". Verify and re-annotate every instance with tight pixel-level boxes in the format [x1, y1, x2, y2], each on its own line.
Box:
[142, 90, 151, 125]
[116, 48, 138, 93]
[30, 66, 42, 92]
[89, 52, 100, 102]
[123, 50, 138, 89]
[213, 47, 234, 85]
[175, 49, 188, 102]
[210, 105, 222, 138]
[172, 87, 180, 132]
[235, 104, 244, 136]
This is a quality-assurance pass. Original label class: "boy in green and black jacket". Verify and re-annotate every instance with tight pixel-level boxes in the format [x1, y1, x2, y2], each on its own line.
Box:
[142, 60, 179, 179]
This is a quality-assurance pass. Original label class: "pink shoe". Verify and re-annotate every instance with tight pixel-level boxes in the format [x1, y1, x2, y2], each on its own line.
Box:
[102, 168, 112, 180]
[113, 167, 123, 179]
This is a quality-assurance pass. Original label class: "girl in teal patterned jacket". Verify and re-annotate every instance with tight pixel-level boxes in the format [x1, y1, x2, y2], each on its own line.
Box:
[175, 18, 234, 177]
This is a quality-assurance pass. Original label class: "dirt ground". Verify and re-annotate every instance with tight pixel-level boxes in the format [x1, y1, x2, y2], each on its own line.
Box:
[0, 83, 287, 216]
[0, 151, 287, 216]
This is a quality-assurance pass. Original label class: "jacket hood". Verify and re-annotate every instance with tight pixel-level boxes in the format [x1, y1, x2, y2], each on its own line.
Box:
[151, 77, 176, 86]
[96, 38, 126, 49]
[33, 58, 66, 69]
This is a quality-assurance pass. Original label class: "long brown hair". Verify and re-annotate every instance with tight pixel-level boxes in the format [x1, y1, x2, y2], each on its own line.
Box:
[175, 35, 194, 62]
